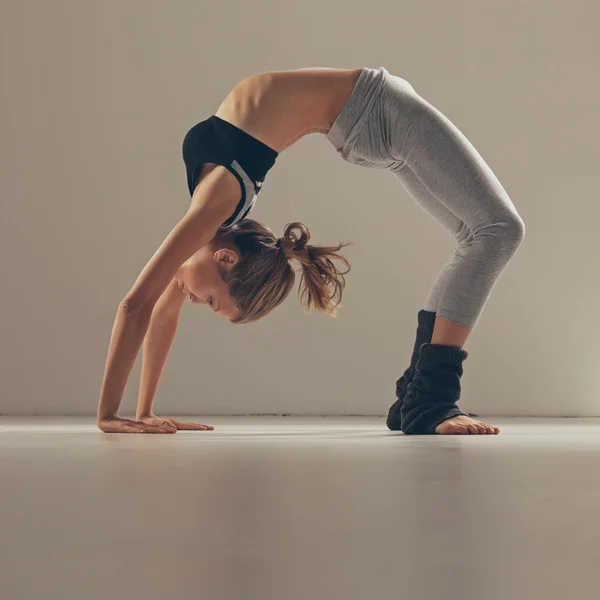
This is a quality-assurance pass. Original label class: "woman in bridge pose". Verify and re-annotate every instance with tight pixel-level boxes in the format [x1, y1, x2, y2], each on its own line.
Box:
[96, 66, 525, 436]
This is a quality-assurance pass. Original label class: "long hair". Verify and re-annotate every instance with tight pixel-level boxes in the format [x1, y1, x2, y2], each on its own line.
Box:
[211, 220, 352, 325]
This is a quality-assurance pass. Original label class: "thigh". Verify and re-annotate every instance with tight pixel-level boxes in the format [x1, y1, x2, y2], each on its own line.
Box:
[384, 79, 521, 232]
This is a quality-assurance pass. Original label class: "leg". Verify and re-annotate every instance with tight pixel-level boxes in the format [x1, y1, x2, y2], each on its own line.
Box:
[389, 158, 475, 317]
[385, 91, 525, 434]
[388, 165, 480, 349]
[386, 308, 437, 430]
[389, 166, 498, 434]
[431, 315, 472, 348]
[386, 163, 473, 430]
[331, 71, 524, 434]
[387, 90, 526, 331]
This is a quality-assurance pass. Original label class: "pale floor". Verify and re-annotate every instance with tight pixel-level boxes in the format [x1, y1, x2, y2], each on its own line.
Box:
[1, 416, 600, 600]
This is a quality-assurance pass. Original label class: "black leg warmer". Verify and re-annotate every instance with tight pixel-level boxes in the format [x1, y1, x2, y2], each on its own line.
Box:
[400, 343, 468, 435]
[386, 310, 437, 431]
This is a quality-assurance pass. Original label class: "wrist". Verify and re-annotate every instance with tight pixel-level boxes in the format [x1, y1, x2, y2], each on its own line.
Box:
[136, 412, 155, 420]
[97, 412, 117, 423]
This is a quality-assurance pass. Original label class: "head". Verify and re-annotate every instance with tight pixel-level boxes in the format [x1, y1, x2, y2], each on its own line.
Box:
[176, 220, 352, 325]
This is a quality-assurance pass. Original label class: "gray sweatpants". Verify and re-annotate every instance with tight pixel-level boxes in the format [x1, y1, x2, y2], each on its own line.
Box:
[326, 67, 525, 330]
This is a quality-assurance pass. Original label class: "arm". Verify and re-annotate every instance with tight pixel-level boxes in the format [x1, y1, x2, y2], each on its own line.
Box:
[96, 167, 241, 430]
[135, 277, 186, 420]
[135, 279, 215, 431]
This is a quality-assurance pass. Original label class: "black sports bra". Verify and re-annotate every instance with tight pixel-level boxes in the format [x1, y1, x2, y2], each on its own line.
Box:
[182, 115, 279, 228]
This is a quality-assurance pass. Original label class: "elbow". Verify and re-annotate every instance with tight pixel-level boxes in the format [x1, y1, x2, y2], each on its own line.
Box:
[120, 297, 153, 315]
[121, 298, 139, 314]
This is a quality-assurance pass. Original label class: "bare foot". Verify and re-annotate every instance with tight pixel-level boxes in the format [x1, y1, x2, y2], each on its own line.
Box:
[435, 415, 500, 435]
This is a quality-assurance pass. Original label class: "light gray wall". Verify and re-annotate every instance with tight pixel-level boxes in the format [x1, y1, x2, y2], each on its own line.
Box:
[1, 0, 598, 417]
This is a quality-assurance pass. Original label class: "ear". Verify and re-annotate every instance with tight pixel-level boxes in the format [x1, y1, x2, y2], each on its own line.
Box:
[214, 247, 240, 267]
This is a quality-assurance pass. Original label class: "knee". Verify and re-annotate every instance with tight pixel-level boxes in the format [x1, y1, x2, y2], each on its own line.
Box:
[486, 212, 525, 250]
[474, 212, 525, 256]
[506, 213, 526, 246]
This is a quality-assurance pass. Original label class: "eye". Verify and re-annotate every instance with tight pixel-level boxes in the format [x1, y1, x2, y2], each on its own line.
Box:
[208, 297, 214, 306]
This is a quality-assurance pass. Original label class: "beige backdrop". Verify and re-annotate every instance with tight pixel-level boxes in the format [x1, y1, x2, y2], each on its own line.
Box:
[1, 0, 598, 417]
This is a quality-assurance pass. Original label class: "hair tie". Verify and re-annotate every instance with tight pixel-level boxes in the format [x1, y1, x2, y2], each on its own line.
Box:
[277, 237, 295, 261]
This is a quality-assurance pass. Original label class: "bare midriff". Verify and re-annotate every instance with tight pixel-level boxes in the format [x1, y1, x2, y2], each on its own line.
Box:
[214, 67, 363, 153]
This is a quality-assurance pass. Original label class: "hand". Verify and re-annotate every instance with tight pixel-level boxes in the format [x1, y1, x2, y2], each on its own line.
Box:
[138, 414, 214, 431]
[97, 415, 177, 434]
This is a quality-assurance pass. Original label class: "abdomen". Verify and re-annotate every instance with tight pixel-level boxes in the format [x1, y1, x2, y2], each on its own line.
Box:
[215, 68, 362, 152]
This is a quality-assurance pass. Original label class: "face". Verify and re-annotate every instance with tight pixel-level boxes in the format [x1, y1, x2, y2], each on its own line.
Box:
[175, 244, 240, 321]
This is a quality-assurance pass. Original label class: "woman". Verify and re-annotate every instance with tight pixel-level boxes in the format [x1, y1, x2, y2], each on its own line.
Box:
[96, 67, 524, 436]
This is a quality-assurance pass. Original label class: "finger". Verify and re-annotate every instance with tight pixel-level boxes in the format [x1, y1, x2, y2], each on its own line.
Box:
[153, 418, 177, 430]
[155, 420, 177, 430]
[145, 427, 177, 434]
[171, 421, 214, 431]
[126, 419, 173, 433]
[139, 419, 177, 432]
[131, 423, 176, 434]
